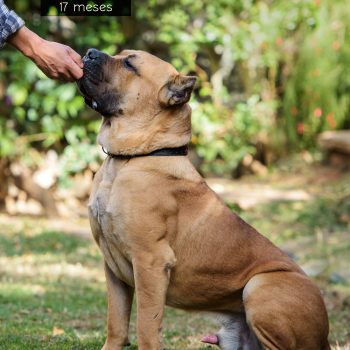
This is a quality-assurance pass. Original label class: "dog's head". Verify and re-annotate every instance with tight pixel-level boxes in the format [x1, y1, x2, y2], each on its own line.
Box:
[77, 49, 196, 155]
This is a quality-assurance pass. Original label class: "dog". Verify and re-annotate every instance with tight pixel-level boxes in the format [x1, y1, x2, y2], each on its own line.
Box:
[77, 48, 330, 350]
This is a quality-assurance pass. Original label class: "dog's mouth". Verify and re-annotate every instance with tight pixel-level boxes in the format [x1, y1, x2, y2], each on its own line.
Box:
[77, 58, 101, 111]
[77, 80, 98, 109]
[77, 76, 120, 118]
[102, 117, 112, 128]
[77, 54, 109, 115]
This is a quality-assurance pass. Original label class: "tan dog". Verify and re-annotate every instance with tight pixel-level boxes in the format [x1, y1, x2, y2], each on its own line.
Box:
[77, 48, 330, 350]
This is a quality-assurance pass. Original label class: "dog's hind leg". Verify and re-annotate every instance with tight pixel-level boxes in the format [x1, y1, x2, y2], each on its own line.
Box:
[202, 312, 263, 350]
[243, 272, 329, 350]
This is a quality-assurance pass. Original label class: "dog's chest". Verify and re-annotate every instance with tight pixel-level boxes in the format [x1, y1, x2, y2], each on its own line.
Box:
[88, 165, 134, 286]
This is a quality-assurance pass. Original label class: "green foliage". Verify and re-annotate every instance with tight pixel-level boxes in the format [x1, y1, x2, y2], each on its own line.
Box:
[0, 53, 92, 156]
[284, 0, 350, 148]
[0, 1, 123, 168]
[1, 0, 350, 177]
[192, 95, 276, 173]
[58, 143, 101, 187]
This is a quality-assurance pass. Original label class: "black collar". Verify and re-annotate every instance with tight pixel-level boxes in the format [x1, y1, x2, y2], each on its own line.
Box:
[102, 145, 188, 159]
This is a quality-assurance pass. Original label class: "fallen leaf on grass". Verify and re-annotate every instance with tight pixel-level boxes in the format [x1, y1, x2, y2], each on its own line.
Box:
[52, 326, 65, 336]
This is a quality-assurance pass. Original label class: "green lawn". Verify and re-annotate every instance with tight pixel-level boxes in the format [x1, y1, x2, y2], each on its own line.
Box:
[0, 220, 216, 350]
[0, 166, 349, 349]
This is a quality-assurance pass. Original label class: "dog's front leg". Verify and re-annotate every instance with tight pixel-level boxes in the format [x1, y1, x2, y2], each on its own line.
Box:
[102, 262, 134, 350]
[133, 246, 176, 350]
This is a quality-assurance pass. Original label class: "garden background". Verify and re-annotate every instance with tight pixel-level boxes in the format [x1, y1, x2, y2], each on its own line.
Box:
[0, 0, 350, 349]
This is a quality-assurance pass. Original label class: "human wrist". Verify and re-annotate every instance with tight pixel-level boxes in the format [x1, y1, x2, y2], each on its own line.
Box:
[8, 26, 43, 59]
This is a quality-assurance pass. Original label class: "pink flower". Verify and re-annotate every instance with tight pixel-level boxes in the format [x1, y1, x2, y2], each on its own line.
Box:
[297, 122, 305, 134]
[314, 108, 322, 118]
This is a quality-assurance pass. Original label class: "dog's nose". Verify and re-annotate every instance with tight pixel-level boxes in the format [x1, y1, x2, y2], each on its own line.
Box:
[86, 48, 101, 60]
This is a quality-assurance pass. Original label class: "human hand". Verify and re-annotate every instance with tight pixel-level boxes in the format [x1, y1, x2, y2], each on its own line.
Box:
[8, 27, 83, 82]
[30, 39, 83, 81]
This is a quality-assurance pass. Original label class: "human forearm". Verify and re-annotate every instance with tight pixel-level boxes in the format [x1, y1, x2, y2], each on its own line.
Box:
[7, 26, 42, 58]
[8, 25, 83, 81]
[2, 0, 82, 81]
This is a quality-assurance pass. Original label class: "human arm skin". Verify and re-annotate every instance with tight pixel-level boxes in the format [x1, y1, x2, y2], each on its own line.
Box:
[8, 26, 83, 82]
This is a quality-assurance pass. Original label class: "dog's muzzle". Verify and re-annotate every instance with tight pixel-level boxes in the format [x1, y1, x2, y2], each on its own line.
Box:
[77, 48, 121, 117]
[82, 48, 108, 84]
[78, 48, 108, 110]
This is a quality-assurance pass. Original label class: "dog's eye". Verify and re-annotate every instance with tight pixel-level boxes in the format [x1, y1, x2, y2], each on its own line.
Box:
[123, 58, 136, 72]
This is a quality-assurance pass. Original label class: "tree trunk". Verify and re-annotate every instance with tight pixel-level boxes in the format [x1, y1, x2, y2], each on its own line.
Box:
[10, 163, 59, 218]
[0, 158, 9, 211]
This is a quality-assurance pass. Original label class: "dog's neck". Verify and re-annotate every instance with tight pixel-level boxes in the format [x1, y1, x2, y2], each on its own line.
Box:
[97, 104, 192, 156]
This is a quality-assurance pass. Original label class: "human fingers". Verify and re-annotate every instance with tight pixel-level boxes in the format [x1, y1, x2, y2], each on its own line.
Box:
[65, 57, 84, 80]
[67, 47, 84, 68]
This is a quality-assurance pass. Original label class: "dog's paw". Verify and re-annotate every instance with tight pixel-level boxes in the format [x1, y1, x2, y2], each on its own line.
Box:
[101, 338, 130, 350]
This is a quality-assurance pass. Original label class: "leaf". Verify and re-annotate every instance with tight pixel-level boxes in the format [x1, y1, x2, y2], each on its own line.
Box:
[7, 83, 28, 106]
[52, 326, 65, 336]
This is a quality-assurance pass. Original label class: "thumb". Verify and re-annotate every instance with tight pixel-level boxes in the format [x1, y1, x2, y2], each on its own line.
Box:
[67, 48, 83, 68]
[66, 56, 83, 80]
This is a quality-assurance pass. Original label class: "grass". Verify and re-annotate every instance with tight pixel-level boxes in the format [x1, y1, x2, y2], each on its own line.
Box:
[0, 229, 106, 350]
[0, 221, 216, 350]
[0, 164, 350, 349]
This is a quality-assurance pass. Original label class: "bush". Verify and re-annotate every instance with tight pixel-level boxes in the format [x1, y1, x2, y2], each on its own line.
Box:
[1, 0, 349, 179]
[283, 0, 350, 148]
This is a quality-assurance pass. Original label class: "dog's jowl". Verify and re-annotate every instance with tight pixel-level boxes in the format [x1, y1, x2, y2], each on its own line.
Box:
[77, 49, 330, 350]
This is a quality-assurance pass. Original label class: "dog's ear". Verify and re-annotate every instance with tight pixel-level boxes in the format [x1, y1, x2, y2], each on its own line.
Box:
[158, 75, 196, 107]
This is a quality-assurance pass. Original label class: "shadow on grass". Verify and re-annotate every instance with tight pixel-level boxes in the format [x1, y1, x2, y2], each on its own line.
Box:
[238, 194, 350, 242]
[0, 230, 91, 256]
[0, 334, 105, 350]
